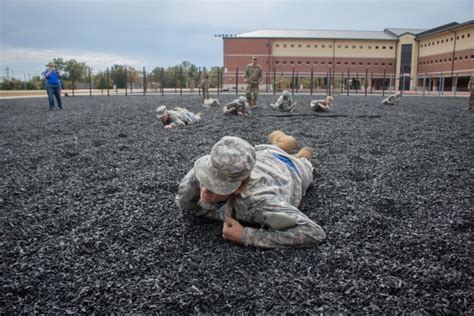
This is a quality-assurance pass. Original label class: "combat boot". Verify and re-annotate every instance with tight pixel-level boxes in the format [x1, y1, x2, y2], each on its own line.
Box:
[294, 146, 313, 159]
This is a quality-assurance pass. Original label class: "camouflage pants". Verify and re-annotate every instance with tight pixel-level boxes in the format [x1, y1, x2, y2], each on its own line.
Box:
[201, 84, 209, 100]
[246, 83, 259, 106]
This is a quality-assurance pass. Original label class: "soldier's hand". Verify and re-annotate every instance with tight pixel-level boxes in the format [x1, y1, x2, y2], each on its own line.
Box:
[164, 125, 173, 129]
[222, 216, 244, 244]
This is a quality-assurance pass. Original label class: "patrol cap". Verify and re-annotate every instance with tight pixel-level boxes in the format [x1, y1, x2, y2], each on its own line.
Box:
[282, 90, 290, 97]
[238, 96, 247, 104]
[156, 105, 168, 118]
[195, 136, 256, 195]
[252, 56, 257, 60]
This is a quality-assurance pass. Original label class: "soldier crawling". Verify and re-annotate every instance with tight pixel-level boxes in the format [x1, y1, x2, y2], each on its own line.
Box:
[156, 105, 203, 129]
[244, 56, 263, 108]
[381, 92, 401, 105]
[270, 90, 298, 112]
[203, 98, 220, 108]
[223, 96, 251, 116]
[175, 131, 326, 248]
[310, 96, 334, 112]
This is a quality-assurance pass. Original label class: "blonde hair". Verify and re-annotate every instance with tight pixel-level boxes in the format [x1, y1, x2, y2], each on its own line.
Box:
[326, 96, 334, 102]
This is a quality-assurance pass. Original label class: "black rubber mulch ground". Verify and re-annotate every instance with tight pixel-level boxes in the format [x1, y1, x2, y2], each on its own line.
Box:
[1, 94, 472, 313]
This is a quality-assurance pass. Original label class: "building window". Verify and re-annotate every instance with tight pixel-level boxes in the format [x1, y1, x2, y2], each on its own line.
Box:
[444, 58, 447, 62]
[275, 61, 280, 64]
[389, 46, 393, 49]
[337, 45, 341, 48]
[382, 62, 385, 65]
[306, 61, 310, 65]
[375, 46, 379, 49]
[374, 63, 378, 65]
[298, 44, 302, 48]
[344, 62, 348, 65]
[382, 46, 386, 49]
[368, 46, 372, 49]
[456, 36, 459, 40]
[451, 37, 453, 41]
[351, 62, 355, 65]
[283, 44, 287, 47]
[314, 44, 318, 48]
[459, 56, 462, 60]
[471, 55, 474, 59]
[290, 44, 294, 47]
[321, 61, 325, 65]
[367, 62, 371, 65]
[428, 43, 430, 46]
[345, 45, 349, 48]
[467, 33, 470, 38]
[359, 62, 363, 65]
[462, 35, 465, 39]
[352, 45, 356, 49]
[322, 45, 325, 48]
[337, 61, 341, 65]
[388, 63, 392, 66]
[448, 58, 451, 61]
[297, 61, 302, 64]
[360, 45, 363, 49]
[437, 41, 439, 44]
[441, 40, 444, 43]
[283, 61, 287, 64]
[290, 61, 294, 64]
[306, 44, 310, 48]
[314, 61, 318, 64]
[276, 44, 280, 47]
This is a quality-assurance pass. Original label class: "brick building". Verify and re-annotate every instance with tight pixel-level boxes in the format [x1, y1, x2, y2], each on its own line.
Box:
[222, 20, 474, 92]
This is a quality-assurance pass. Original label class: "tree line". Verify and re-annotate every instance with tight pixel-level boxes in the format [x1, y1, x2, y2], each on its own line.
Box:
[1, 58, 222, 90]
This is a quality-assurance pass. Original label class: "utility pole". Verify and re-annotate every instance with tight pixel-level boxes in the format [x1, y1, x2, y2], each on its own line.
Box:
[5, 67, 10, 80]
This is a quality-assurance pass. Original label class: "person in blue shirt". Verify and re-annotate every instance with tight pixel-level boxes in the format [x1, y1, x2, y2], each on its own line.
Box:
[42, 63, 63, 110]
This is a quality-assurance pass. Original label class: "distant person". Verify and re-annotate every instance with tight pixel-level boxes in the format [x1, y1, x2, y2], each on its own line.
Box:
[199, 68, 210, 101]
[156, 105, 203, 129]
[42, 63, 63, 111]
[189, 78, 196, 93]
[310, 96, 334, 112]
[244, 56, 263, 108]
[223, 96, 251, 116]
[381, 92, 401, 105]
[466, 74, 473, 112]
[271, 90, 298, 112]
[203, 98, 220, 108]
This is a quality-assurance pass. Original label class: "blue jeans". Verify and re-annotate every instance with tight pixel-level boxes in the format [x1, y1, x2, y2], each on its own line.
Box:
[46, 84, 62, 110]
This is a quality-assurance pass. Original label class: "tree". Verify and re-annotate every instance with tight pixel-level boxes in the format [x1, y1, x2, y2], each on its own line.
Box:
[110, 65, 128, 89]
[64, 59, 88, 85]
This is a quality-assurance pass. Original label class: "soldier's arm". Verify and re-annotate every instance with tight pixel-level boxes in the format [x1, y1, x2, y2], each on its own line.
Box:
[240, 199, 326, 248]
[244, 103, 252, 116]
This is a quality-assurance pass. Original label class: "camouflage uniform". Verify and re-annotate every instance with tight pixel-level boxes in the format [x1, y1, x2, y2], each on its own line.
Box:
[271, 91, 298, 112]
[223, 97, 251, 116]
[199, 70, 210, 100]
[203, 98, 220, 108]
[381, 93, 401, 105]
[175, 136, 326, 248]
[245, 60, 263, 107]
[310, 99, 331, 112]
[156, 105, 201, 128]
[468, 74, 474, 111]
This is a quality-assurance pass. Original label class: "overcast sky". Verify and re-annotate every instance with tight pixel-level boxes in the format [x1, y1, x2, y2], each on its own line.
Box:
[0, 0, 473, 78]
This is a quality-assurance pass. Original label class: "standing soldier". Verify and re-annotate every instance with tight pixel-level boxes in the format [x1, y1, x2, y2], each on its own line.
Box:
[466, 73, 473, 112]
[199, 67, 210, 101]
[244, 56, 263, 108]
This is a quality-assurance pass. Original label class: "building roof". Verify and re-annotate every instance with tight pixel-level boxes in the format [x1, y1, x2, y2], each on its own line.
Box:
[415, 20, 474, 39]
[233, 29, 399, 41]
[384, 28, 427, 36]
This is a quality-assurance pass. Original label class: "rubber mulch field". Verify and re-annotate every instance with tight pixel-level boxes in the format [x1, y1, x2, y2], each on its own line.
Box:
[1, 94, 473, 314]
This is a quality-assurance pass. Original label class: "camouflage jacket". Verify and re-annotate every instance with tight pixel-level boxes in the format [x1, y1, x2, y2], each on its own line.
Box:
[382, 94, 400, 104]
[223, 99, 251, 116]
[200, 72, 209, 86]
[310, 99, 331, 111]
[165, 108, 200, 127]
[175, 145, 326, 248]
[244, 64, 263, 85]
[273, 95, 297, 111]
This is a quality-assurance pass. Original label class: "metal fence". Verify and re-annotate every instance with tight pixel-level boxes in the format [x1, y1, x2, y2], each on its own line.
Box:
[63, 66, 472, 97]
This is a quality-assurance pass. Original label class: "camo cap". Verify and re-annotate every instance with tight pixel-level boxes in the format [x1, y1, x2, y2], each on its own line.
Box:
[195, 136, 256, 195]
[156, 105, 168, 118]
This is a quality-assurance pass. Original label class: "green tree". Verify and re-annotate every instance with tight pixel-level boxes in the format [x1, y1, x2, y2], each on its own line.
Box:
[64, 59, 88, 86]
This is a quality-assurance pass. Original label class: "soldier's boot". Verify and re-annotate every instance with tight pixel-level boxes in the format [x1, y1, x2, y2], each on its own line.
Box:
[294, 146, 313, 159]
[251, 92, 258, 108]
[268, 130, 298, 153]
